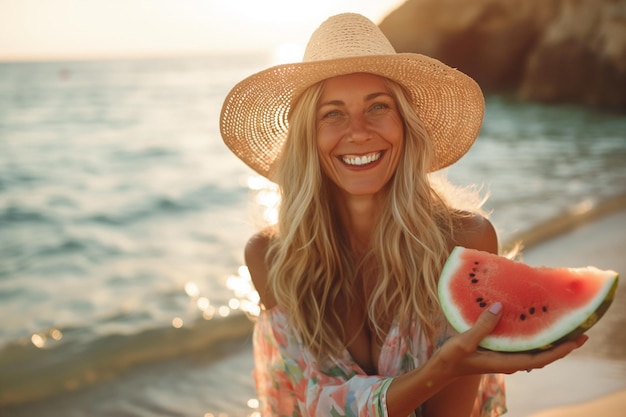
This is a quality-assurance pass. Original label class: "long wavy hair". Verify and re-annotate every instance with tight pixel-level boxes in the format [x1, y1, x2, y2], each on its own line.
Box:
[266, 76, 481, 361]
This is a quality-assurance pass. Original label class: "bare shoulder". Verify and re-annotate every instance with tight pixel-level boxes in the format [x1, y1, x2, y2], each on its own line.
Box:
[244, 228, 277, 309]
[453, 212, 499, 255]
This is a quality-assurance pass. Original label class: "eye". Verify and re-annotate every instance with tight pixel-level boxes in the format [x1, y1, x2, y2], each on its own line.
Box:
[322, 109, 342, 119]
[369, 102, 391, 113]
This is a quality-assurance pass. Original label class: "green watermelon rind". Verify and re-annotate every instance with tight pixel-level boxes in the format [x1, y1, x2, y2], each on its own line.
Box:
[438, 246, 619, 352]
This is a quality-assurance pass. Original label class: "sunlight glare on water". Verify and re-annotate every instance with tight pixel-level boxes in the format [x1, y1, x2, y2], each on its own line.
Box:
[248, 175, 280, 226]
[226, 265, 261, 317]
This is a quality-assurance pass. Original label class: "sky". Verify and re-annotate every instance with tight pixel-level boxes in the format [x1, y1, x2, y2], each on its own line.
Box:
[0, 0, 406, 62]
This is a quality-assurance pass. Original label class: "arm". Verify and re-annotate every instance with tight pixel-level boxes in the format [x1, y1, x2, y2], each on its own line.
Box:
[245, 229, 277, 310]
[389, 215, 587, 417]
[404, 215, 585, 417]
[246, 224, 587, 417]
[386, 302, 586, 417]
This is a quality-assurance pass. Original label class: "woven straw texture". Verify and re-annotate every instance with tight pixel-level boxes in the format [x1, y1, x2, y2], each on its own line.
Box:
[220, 13, 484, 179]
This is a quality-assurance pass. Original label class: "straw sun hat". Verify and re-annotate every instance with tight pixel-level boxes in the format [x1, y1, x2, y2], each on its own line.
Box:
[220, 12, 484, 179]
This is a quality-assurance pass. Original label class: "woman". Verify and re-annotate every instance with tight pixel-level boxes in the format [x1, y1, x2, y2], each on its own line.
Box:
[220, 13, 586, 417]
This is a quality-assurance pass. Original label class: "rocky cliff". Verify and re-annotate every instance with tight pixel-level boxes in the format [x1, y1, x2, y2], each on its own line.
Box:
[379, 0, 626, 111]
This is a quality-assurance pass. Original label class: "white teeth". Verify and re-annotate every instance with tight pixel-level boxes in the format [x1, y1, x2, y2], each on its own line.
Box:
[341, 152, 382, 166]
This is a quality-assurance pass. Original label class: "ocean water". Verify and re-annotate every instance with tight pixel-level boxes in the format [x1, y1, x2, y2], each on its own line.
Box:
[0, 54, 625, 416]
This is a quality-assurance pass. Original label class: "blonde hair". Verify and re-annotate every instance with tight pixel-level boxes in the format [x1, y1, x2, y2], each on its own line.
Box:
[267, 76, 480, 361]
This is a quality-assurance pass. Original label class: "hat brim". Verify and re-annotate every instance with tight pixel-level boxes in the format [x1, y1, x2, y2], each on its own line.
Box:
[220, 53, 484, 179]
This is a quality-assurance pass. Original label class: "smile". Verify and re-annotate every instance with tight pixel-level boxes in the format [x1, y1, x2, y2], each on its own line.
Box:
[341, 152, 382, 166]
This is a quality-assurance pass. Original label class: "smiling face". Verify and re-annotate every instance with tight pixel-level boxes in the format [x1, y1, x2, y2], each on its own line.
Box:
[316, 73, 404, 197]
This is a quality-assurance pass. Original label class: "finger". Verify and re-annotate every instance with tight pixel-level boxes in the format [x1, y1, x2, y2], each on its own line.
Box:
[462, 302, 503, 347]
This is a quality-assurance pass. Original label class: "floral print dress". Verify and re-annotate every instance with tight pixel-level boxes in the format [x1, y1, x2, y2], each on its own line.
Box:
[252, 305, 506, 417]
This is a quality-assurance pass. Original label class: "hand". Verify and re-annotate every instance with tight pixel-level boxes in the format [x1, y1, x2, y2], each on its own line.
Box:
[433, 302, 588, 377]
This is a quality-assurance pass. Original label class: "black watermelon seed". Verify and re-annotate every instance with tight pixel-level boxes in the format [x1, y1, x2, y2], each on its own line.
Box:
[479, 302, 487, 308]
[469, 273, 475, 277]
[474, 261, 479, 265]
[476, 297, 483, 302]
[471, 279, 478, 283]
[542, 306, 548, 312]
[529, 307, 535, 314]
[520, 314, 526, 321]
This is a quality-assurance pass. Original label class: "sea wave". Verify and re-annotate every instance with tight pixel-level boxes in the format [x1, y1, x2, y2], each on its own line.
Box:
[0, 312, 255, 407]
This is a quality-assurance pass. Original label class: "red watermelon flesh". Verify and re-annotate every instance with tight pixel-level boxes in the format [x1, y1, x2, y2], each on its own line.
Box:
[438, 246, 619, 352]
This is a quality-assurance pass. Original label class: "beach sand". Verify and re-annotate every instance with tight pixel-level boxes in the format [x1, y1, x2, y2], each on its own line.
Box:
[503, 196, 626, 417]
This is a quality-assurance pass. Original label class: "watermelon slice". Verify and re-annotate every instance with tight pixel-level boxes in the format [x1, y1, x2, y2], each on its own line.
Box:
[438, 246, 619, 352]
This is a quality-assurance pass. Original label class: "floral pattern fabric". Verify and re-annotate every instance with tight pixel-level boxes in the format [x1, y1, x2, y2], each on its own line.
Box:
[252, 305, 506, 417]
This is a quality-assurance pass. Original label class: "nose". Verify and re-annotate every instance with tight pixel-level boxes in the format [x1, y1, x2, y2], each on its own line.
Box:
[347, 114, 371, 143]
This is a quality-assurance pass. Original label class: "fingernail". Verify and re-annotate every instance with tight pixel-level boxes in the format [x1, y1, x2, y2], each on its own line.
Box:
[488, 302, 502, 314]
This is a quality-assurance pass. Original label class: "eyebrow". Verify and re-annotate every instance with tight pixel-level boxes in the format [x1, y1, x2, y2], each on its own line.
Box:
[318, 92, 392, 108]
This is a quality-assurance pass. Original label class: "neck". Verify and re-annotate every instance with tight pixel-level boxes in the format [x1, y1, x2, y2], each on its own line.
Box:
[333, 190, 384, 253]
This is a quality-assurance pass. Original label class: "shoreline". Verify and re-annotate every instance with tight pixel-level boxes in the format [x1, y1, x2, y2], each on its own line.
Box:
[501, 192, 626, 252]
[2, 193, 625, 417]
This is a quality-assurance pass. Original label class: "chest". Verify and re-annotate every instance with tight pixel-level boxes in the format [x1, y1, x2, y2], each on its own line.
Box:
[342, 305, 384, 374]
[336, 259, 393, 374]
[338, 271, 397, 374]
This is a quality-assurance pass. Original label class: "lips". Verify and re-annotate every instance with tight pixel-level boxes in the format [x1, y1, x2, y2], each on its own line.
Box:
[340, 151, 382, 166]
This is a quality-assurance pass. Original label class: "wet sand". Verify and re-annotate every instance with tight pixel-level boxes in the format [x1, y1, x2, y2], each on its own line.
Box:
[502, 196, 626, 417]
